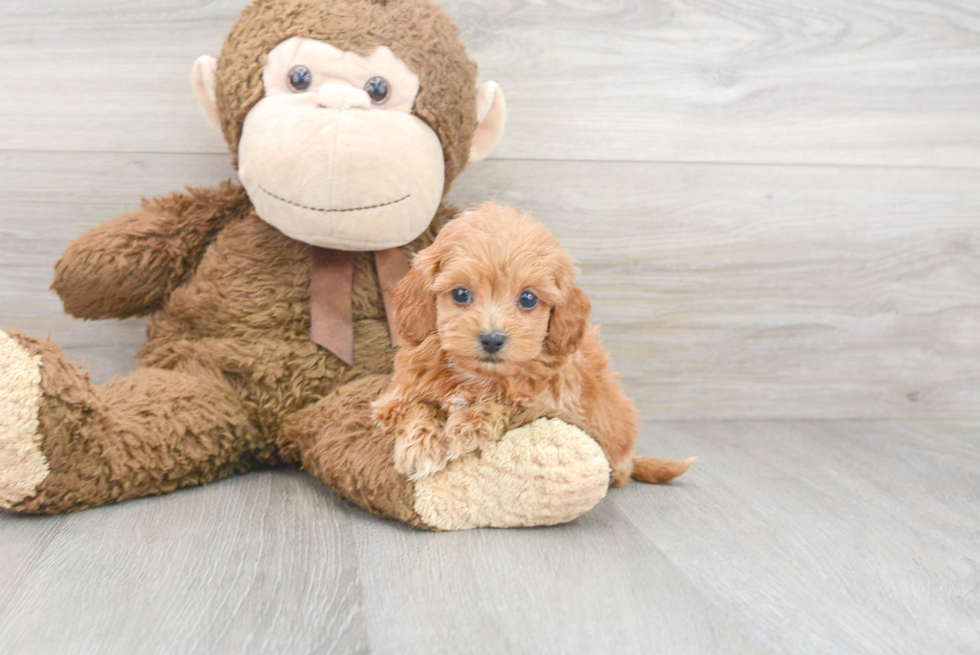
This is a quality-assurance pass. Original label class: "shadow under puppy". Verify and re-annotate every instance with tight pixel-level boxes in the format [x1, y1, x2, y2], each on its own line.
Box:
[373, 202, 694, 486]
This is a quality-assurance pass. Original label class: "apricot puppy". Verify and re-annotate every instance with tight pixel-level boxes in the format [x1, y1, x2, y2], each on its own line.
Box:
[373, 202, 694, 485]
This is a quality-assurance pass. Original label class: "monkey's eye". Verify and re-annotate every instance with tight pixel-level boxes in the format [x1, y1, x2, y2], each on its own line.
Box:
[288, 66, 313, 92]
[364, 76, 390, 105]
[519, 291, 539, 310]
[451, 288, 472, 305]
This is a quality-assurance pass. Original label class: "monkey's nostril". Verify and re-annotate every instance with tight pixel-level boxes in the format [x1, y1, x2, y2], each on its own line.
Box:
[478, 331, 507, 355]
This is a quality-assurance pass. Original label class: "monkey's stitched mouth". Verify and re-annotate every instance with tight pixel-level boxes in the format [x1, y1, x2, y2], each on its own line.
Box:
[258, 185, 410, 213]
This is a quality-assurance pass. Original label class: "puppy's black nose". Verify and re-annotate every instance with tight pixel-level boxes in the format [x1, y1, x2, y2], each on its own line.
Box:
[479, 331, 507, 355]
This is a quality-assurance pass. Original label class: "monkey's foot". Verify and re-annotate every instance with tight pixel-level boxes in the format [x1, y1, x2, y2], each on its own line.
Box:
[0, 329, 49, 509]
[413, 418, 610, 530]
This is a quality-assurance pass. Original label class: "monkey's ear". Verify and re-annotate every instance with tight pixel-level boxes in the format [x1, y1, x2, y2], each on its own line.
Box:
[468, 81, 507, 163]
[192, 55, 222, 133]
[393, 245, 442, 346]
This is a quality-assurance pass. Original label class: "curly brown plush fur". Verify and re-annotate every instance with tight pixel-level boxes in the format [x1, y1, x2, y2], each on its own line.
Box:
[1, 0, 472, 519]
[7, 186, 448, 515]
[0, 0, 618, 529]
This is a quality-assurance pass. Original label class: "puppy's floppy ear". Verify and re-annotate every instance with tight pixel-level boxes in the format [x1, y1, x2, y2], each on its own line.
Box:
[393, 243, 442, 346]
[545, 285, 592, 358]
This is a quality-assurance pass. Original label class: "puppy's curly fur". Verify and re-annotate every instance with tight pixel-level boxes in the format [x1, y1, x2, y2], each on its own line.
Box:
[373, 202, 694, 485]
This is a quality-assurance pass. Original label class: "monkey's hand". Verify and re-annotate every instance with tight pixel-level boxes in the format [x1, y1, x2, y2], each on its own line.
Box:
[52, 182, 246, 320]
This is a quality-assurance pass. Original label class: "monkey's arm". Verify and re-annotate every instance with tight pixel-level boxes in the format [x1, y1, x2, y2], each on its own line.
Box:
[52, 182, 248, 320]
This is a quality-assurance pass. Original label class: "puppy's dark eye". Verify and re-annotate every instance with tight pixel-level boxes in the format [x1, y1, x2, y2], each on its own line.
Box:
[288, 65, 313, 92]
[364, 76, 390, 104]
[451, 288, 472, 305]
[519, 291, 539, 310]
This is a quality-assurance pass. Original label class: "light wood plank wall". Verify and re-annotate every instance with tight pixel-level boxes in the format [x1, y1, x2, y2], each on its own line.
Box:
[0, 0, 978, 419]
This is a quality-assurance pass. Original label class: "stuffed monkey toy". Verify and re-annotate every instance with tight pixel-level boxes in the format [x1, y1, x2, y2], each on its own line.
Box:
[0, 0, 613, 530]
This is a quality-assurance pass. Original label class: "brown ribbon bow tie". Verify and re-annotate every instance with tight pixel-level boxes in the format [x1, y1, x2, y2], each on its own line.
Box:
[309, 246, 409, 366]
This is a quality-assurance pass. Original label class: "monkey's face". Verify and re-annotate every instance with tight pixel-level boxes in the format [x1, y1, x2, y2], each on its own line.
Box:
[193, 1, 507, 251]
[234, 37, 444, 250]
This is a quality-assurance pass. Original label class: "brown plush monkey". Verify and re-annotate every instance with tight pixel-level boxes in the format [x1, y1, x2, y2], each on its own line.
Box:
[0, 0, 612, 530]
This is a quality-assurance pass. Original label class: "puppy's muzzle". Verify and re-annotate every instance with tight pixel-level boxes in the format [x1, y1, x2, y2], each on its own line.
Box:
[478, 331, 507, 355]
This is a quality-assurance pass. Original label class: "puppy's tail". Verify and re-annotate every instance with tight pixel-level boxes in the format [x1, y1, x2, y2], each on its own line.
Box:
[631, 456, 696, 484]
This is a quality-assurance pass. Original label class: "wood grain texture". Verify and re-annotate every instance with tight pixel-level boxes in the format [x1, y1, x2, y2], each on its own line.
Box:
[0, 472, 370, 655]
[349, 507, 773, 655]
[449, 160, 980, 419]
[4, 151, 976, 418]
[0, 421, 976, 655]
[1, 0, 978, 166]
[1, 1, 979, 653]
[614, 420, 980, 655]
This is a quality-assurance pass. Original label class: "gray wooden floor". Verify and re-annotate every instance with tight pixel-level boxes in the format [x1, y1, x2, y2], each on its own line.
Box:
[1, 0, 979, 653]
[1, 421, 977, 655]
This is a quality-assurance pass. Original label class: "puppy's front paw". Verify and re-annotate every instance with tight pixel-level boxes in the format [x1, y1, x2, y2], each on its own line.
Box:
[371, 396, 401, 432]
[393, 421, 449, 482]
[443, 406, 508, 461]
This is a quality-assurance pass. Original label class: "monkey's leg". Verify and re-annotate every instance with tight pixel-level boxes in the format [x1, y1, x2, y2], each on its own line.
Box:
[0, 329, 261, 514]
[280, 375, 611, 530]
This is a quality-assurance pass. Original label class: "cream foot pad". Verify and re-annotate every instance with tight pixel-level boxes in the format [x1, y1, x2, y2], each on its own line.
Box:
[414, 418, 610, 530]
[0, 330, 49, 509]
